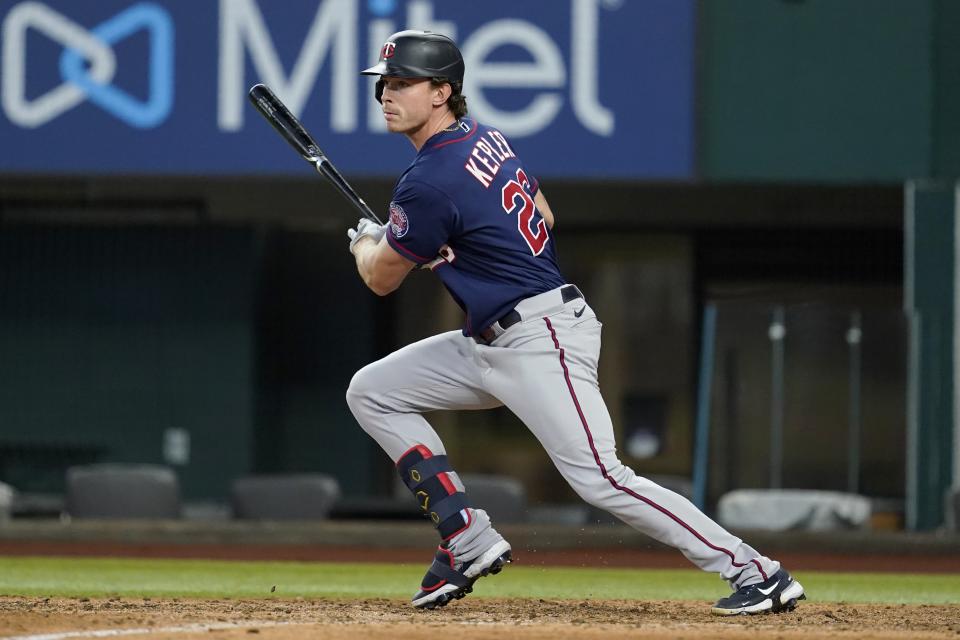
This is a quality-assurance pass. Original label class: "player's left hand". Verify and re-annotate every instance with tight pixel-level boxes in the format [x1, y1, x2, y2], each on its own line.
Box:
[347, 217, 387, 253]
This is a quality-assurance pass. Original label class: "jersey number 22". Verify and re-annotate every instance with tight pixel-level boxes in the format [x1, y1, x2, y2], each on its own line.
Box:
[501, 168, 549, 256]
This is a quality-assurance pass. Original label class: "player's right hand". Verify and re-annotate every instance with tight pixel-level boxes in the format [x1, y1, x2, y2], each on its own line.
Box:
[347, 217, 387, 253]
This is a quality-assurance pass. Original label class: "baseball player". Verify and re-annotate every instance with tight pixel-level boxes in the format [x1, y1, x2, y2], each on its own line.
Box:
[346, 30, 806, 615]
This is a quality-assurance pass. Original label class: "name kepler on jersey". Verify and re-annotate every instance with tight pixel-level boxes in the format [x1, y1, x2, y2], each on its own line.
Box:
[464, 128, 517, 188]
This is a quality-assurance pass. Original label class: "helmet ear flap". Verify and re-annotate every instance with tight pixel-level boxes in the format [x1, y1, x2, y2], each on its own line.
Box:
[375, 79, 384, 104]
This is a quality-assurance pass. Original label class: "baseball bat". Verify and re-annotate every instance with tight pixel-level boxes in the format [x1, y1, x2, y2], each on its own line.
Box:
[247, 83, 383, 224]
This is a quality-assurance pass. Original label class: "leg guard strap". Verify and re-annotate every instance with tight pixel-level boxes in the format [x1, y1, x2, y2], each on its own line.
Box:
[397, 445, 470, 539]
[420, 547, 471, 591]
[425, 490, 469, 528]
[399, 455, 451, 491]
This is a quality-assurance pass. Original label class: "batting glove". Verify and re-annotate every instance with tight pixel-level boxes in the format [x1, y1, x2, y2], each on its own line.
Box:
[347, 217, 387, 252]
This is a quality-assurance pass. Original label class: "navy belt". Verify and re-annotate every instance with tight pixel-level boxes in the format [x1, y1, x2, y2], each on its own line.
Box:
[476, 285, 583, 344]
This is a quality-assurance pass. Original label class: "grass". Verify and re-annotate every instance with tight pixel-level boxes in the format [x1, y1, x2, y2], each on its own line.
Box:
[0, 556, 957, 605]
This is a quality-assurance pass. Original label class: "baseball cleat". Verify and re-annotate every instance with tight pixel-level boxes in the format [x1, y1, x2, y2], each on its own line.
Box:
[411, 539, 512, 609]
[711, 568, 806, 616]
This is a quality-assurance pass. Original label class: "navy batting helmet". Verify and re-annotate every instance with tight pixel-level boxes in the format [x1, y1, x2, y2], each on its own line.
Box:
[361, 30, 464, 103]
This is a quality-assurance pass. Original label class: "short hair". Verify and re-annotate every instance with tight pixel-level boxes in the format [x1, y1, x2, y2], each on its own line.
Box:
[431, 78, 468, 119]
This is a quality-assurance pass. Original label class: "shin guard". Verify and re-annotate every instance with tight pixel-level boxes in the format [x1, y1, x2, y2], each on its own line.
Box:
[397, 445, 470, 540]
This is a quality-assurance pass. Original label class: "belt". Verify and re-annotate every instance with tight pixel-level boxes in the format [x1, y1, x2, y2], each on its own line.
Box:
[476, 285, 583, 344]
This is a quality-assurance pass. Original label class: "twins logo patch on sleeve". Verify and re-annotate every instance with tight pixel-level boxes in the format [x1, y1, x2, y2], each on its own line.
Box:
[389, 202, 409, 238]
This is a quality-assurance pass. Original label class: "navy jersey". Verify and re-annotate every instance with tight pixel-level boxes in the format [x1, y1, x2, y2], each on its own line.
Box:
[385, 118, 565, 337]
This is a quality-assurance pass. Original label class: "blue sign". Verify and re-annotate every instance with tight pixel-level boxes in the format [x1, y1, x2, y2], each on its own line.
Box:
[0, 0, 694, 178]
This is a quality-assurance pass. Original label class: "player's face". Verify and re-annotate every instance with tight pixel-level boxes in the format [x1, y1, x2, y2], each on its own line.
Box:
[379, 77, 435, 134]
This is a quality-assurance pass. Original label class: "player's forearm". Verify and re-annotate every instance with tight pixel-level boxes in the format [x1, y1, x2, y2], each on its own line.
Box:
[352, 238, 392, 295]
[351, 237, 410, 296]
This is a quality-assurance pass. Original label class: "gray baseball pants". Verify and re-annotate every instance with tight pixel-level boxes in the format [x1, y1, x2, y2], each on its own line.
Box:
[346, 285, 779, 588]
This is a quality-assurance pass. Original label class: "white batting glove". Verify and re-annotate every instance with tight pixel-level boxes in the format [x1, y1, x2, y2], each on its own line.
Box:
[347, 217, 387, 253]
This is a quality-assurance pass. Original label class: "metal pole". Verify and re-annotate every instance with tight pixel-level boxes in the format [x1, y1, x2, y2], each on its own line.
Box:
[906, 311, 921, 531]
[693, 304, 718, 511]
[723, 348, 740, 493]
[846, 310, 863, 494]
[953, 183, 960, 516]
[769, 306, 786, 489]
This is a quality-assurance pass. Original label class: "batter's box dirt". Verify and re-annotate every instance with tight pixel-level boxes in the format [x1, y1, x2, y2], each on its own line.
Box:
[0, 597, 958, 639]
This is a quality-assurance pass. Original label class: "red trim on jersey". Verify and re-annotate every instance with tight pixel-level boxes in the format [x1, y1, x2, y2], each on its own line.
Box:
[387, 232, 432, 264]
[542, 317, 769, 583]
[396, 443, 434, 466]
[429, 120, 479, 150]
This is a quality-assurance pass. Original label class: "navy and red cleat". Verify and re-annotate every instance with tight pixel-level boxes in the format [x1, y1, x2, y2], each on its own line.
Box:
[411, 539, 512, 609]
[712, 568, 806, 616]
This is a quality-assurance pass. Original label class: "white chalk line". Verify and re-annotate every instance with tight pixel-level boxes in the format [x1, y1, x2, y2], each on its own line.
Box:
[2, 620, 299, 640]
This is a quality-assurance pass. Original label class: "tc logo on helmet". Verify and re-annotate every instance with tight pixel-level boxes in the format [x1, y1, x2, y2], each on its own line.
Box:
[381, 42, 396, 59]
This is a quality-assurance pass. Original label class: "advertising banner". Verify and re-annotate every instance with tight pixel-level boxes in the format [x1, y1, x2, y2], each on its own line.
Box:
[0, 0, 694, 177]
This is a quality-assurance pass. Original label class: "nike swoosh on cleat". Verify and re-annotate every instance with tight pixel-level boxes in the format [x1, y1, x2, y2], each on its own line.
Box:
[574, 306, 586, 318]
[758, 580, 780, 596]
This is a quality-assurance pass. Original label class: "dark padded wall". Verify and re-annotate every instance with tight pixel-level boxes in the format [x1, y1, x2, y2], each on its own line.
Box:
[0, 225, 256, 499]
[0, 223, 384, 501]
[700, 0, 933, 181]
[933, 0, 960, 178]
[253, 228, 383, 497]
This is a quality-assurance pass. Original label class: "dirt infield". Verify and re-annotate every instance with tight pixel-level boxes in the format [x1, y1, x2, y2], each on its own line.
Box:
[2, 596, 959, 640]
[2, 523, 959, 638]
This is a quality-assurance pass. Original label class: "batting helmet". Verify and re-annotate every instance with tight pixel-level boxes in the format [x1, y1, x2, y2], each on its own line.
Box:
[361, 30, 465, 104]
